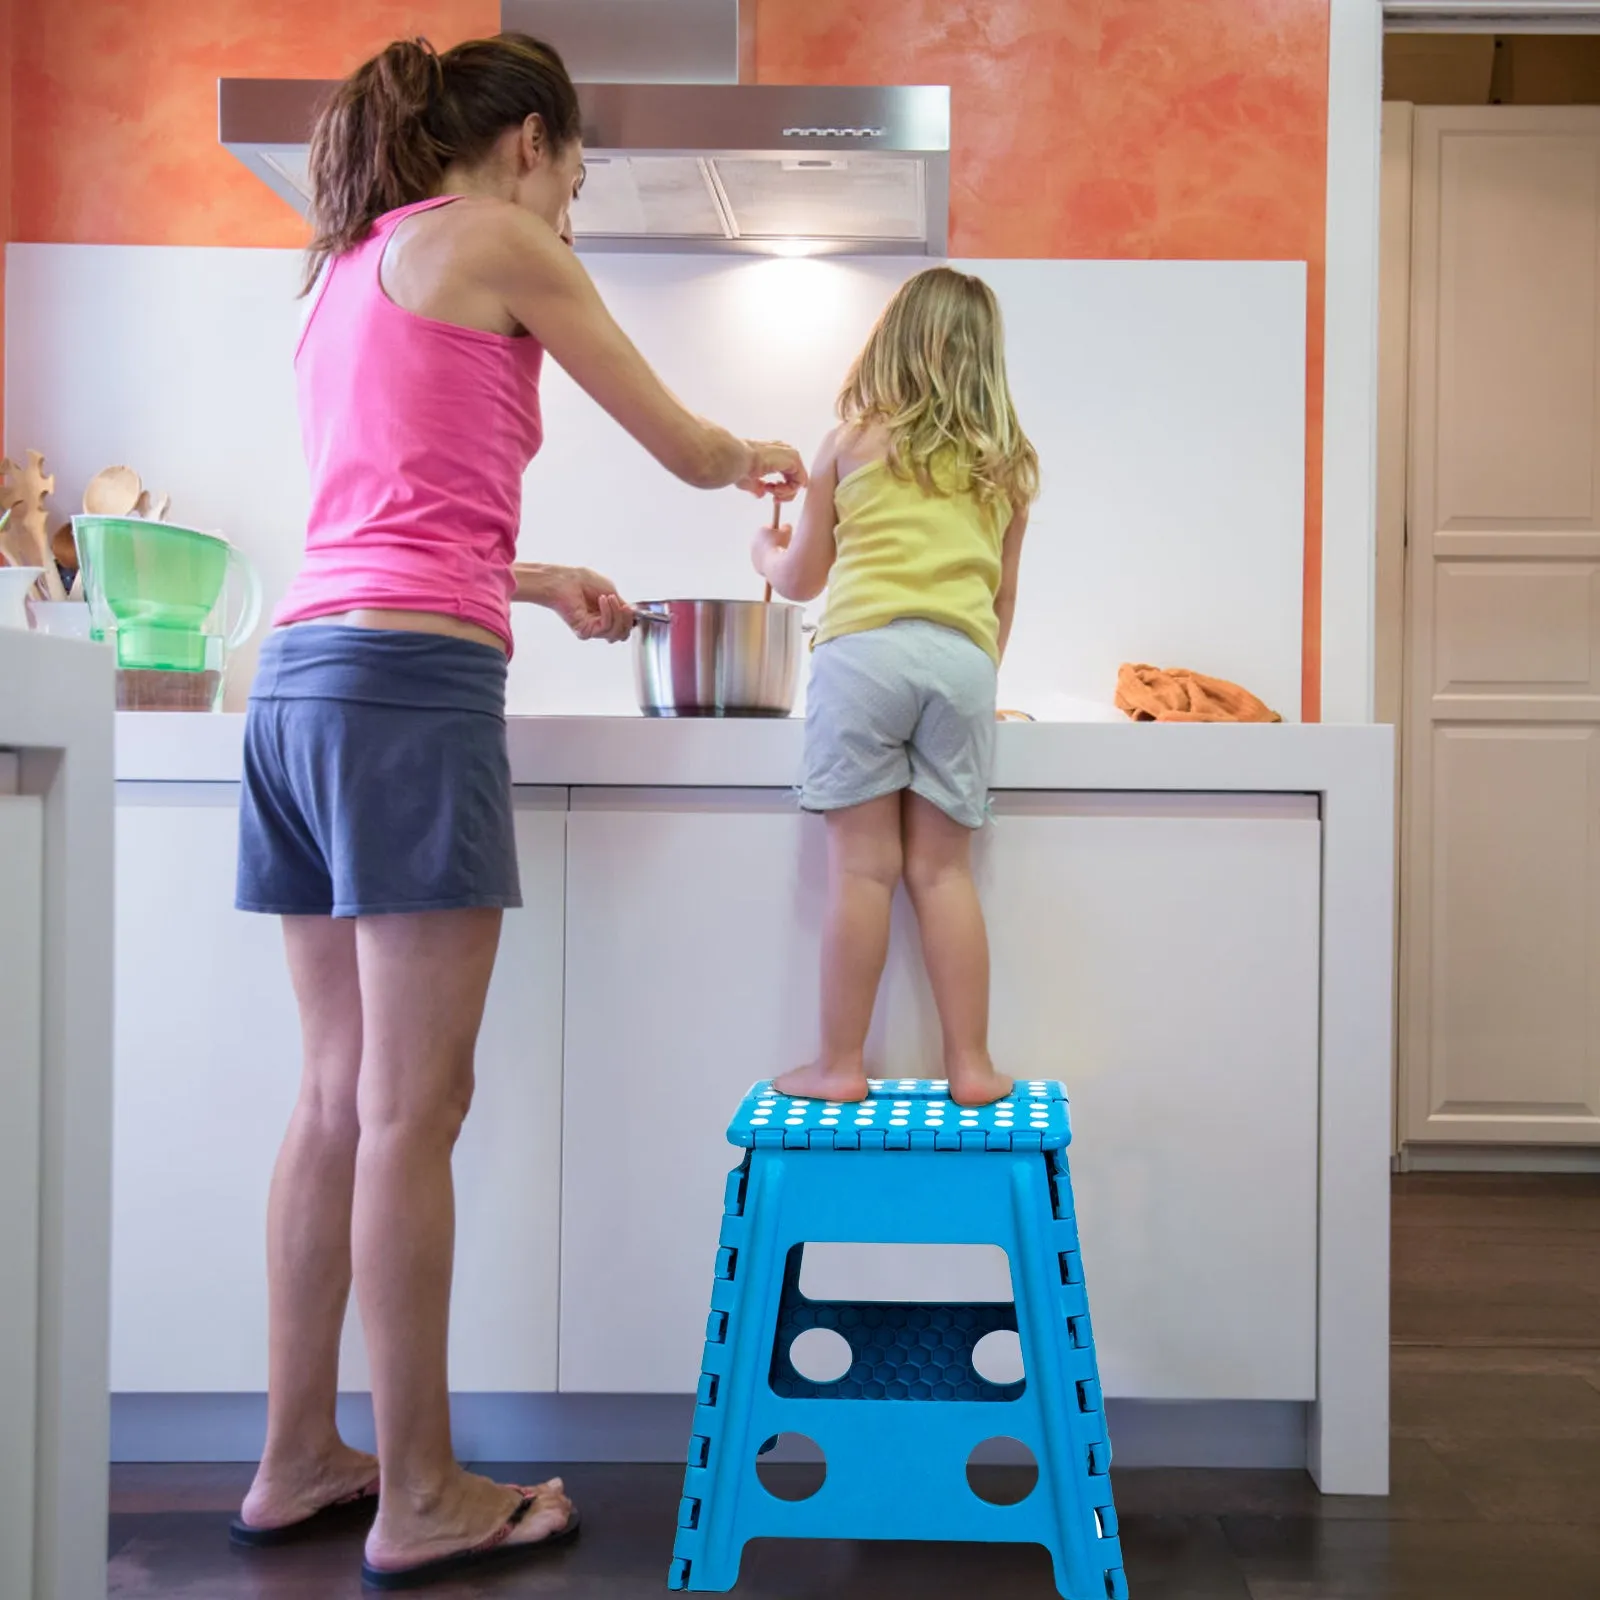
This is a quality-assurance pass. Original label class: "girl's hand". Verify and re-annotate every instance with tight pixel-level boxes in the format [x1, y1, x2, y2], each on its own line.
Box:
[751, 519, 792, 582]
[737, 442, 807, 501]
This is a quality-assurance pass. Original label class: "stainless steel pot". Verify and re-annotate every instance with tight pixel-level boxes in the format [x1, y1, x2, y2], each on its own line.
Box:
[633, 599, 805, 717]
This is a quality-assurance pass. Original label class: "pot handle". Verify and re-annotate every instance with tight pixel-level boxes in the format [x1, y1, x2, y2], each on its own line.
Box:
[633, 604, 672, 629]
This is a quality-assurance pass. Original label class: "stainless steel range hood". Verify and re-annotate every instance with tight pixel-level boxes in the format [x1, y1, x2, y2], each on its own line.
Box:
[219, 0, 949, 256]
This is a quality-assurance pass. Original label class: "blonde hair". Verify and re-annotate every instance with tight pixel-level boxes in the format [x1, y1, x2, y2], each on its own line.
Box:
[838, 266, 1039, 509]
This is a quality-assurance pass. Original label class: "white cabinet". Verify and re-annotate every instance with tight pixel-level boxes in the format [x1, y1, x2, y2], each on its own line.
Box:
[559, 788, 1321, 1402]
[112, 778, 1324, 1411]
[337, 789, 568, 1394]
[111, 785, 566, 1394]
[559, 790, 820, 1395]
[111, 785, 297, 1392]
[980, 794, 1322, 1401]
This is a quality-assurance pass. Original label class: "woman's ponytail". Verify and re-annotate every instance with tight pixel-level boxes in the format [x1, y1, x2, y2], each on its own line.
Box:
[301, 32, 579, 294]
[303, 38, 446, 291]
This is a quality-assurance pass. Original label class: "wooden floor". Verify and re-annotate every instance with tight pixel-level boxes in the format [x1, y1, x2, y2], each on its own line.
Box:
[107, 1173, 1600, 1597]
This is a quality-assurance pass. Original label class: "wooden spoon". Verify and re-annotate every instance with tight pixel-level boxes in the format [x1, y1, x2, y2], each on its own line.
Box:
[0, 451, 68, 600]
[763, 496, 779, 604]
[83, 464, 142, 517]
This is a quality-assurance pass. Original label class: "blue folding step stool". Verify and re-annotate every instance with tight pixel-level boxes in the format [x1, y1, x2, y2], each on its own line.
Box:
[668, 1078, 1127, 1598]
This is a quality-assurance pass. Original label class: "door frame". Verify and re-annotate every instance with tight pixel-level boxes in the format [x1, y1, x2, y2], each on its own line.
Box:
[1322, 0, 1600, 726]
[1374, 100, 1414, 1156]
[1330, 4, 1600, 1163]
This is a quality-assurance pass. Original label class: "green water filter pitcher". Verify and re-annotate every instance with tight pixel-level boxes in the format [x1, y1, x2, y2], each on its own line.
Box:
[73, 516, 262, 671]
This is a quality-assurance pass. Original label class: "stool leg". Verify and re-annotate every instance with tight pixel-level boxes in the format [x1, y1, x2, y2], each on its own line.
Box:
[1008, 1154, 1126, 1600]
[671, 1153, 790, 1592]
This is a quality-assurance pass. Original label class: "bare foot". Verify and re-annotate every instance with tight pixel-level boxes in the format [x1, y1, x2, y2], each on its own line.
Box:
[365, 1471, 574, 1574]
[947, 1055, 1014, 1107]
[239, 1440, 379, 1532]
[773, 1060, 870, 1103]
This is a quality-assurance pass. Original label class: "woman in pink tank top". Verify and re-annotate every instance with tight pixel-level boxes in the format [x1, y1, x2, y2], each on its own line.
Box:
[231, 33, 805, 1586]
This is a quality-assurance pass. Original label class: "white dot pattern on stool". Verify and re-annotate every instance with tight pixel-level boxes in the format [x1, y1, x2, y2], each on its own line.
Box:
[731, 1078, 1072, 1149]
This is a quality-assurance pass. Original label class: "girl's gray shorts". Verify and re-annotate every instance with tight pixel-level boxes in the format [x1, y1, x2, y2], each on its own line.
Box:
[237, 626, 521, 918]
[802, 619, 997, 830]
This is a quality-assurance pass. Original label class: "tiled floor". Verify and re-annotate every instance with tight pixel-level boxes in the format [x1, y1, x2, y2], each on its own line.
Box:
[106, 1173, 1600, 1597]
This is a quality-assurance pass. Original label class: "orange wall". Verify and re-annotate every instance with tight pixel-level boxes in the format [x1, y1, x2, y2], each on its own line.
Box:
[1, 0, 13, 446]
[10, 0, 1330, 716]
[12, 0, 494, 247]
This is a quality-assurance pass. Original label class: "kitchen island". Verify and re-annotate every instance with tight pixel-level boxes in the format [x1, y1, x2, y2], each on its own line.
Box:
[1, 632, 114, 1600]
[110, 714, 1393, 1494]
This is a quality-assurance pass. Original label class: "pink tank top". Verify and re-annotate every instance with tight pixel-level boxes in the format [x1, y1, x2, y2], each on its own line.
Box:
[276, 195, 544, 652]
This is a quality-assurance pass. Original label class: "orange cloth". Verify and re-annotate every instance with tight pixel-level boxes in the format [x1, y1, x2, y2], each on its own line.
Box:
[1115, 663, 1282, 724]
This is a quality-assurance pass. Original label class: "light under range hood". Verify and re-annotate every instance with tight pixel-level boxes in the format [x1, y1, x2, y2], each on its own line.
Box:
[219, 0, 949, 256]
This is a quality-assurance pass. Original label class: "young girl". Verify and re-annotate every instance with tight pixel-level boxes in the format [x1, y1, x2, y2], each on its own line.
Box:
[753, 266, 1037, 1109]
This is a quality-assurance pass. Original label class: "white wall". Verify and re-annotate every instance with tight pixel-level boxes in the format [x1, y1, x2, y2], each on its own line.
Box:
[7, 245, 1306, 718]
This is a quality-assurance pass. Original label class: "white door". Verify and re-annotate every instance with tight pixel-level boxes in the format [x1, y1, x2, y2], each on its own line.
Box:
[1403, 107, 1600, 1146]
[558, 788, 1321, 1401]
[112, 785, 567, 1393]
[0, 794, 44, 1600]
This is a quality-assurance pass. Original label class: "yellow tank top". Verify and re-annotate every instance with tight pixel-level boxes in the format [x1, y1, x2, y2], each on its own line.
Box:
[816, 455, 1010, 664]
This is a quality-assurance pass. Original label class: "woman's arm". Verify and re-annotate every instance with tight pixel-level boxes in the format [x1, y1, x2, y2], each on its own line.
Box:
[480, 207, 805, 496]
[752, 432, 842, 602]
[994, 503, 1030, 661]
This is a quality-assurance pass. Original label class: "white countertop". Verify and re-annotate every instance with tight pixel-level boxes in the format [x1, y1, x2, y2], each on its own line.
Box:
[115, 712, 1391, 793]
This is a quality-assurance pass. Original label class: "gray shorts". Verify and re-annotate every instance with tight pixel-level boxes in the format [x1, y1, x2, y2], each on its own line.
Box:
[802, 619, 997, 830]
[237, 627, 521, 918]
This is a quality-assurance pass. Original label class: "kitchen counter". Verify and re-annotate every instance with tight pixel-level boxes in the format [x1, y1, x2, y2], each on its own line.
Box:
[118, 709, 1381, 793]
[109, 711, 1394, 1495]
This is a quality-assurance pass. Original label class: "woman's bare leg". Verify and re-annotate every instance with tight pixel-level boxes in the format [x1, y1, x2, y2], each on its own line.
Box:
[775, 794, 904, 1103]
[241, 916, 378, 1530]
[354, 908, 571, 1571]
[902, 794, 1012, 1106]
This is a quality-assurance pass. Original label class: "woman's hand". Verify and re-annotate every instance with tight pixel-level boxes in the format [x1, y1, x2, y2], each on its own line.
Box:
[514, 563, 635, 642]
[548, 568, 634, 642]
[736, 442, 807, 501]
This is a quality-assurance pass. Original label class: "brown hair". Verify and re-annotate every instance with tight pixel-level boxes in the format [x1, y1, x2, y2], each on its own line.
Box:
[302, 32, 580, 292]
[839, 267, 1039, 510]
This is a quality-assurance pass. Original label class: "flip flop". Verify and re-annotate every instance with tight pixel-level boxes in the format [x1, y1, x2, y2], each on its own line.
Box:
[360, 1489, 581, 1591]
[229, 1479, 381, 1548]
